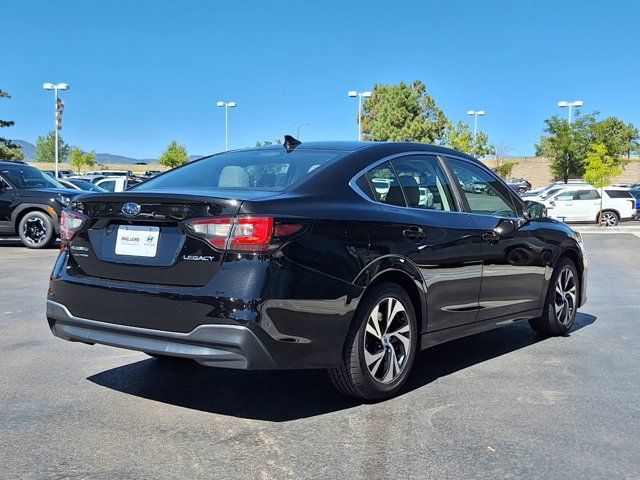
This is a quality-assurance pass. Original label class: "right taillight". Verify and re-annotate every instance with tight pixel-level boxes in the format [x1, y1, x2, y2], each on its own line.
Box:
[60, 209, 87, 242]
[185, 216, 303, 252]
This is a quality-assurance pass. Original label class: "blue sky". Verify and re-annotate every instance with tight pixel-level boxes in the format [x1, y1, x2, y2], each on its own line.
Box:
[1, 0, 639, 158]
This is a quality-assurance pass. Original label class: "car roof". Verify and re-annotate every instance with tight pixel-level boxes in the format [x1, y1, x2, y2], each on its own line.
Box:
[224, 141, 479, 161]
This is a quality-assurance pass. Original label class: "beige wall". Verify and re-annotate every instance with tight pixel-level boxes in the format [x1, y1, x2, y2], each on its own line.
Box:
[480, 157, 640, 188]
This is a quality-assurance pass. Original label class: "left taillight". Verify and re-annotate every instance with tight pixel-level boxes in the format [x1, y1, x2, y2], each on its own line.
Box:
[60, 209, 87, 242]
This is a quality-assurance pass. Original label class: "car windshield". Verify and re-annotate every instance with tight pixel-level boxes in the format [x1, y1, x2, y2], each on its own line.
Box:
[1, 166, 65, 189]
[70, 179, 107, 192]
[540, 187, 565, 200]
[134, 148, 343, 192]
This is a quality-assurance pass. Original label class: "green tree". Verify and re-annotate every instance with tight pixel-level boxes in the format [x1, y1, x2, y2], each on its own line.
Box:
[0, 90, 24, 162]
[34, 131, 70, 163]
[592, 117, 639, 160]
[583, 142, 623, 225]
[444, 121, 494, 157]
[535, 113, 596, 183]
[158, 140, 188, 168]
[361, 80, 449, 143]
[69, 147, 96, 174]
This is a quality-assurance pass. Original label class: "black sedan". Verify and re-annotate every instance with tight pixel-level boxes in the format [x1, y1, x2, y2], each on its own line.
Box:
[47, 140, 587, 400]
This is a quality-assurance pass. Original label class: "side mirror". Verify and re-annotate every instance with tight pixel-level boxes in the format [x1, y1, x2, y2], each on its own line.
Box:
[523, 200, 546, 220]
[495, 218, 518, 235]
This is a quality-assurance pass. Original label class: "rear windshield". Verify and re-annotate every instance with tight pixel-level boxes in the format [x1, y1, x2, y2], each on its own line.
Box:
[1, 166, 65, 189]
[134, 149, 342, 192]
[605, 189, 633, 199]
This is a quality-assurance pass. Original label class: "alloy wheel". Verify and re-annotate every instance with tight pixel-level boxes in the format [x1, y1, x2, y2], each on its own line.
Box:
[554, 267, 577, 326]
[363, 297, 411, 384]
[22, 217, 48, 246]
[600, 212, 618, 227]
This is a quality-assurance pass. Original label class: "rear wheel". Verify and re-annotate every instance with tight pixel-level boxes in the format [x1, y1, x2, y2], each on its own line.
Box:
[18, 211, 55, 249]
[599, 210, 619, 227]
[328, 282, 418, 401]
[529, 257, 579, 336]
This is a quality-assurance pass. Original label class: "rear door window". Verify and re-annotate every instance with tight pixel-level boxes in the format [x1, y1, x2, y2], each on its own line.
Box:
[576, 190, 600, 200]
[390, 156, 454, 211]
[364, 162, 404, 206]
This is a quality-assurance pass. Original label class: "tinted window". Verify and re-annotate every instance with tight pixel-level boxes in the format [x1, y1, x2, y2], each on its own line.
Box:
[135, 149, 342, 192]
[576, 189, 600, 200]
[0, 165, 64, 189]
[605, 190, 633, 199]
[556, 191, 576, 201]
[100, 180, 116, 192]
[447, 158, 517, 217]
[364, 162, 404, 206]
[69, 179, 107, 192]
[390, 156, 454, 211]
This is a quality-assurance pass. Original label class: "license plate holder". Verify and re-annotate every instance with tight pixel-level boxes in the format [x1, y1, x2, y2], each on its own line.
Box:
[115, 225, 160, 257]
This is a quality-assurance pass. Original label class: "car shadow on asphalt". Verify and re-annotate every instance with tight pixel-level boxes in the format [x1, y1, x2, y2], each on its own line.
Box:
[87, 312, 596, 422]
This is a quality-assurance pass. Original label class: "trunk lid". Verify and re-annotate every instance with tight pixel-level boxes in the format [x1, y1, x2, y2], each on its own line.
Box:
[67, 191, 259, 286]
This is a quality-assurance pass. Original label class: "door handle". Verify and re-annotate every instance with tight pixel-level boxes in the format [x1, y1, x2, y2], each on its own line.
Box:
[482, 230, 500, 242]
[403, 226, 427, 242]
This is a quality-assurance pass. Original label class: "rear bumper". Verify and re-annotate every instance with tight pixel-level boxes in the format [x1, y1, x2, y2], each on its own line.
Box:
[47, 300, 276, 369]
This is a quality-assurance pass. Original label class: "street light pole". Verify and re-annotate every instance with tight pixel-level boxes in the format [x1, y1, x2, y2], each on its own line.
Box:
[348, 90, 372, 141]
[217, 101, 237, 151]
[43, 82, 69, 178]
[557, 100, 584, 124]
[466, 110, 485, 156]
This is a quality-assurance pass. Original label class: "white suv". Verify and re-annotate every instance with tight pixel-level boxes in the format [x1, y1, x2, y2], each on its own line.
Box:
[541, 185, 637, 226]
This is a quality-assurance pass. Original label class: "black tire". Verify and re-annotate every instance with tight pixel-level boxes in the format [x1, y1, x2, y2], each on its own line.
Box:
[529, 257, 579, 336]
[517, 187, 527, 195]
[599, 210, 619, 227]
[18, 211, 55, 249]
[328, 282, 418, 401]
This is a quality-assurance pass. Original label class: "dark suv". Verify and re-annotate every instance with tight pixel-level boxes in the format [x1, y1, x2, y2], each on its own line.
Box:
[0, 162, 80, 248]
[47, 141, 587, 400]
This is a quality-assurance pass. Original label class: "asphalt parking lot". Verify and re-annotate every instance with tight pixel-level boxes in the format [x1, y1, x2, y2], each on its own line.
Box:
[1, 234, 638, 480]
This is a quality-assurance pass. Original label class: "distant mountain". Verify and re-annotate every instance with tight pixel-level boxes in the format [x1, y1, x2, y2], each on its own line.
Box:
[13, 140, 36, 160]
[11, 139, 204, 165]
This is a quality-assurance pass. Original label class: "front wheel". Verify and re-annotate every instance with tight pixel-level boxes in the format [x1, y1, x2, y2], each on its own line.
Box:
[18, 211, 55, 249]
[599, 210, 619, 227]
[529, 257, 579, 336]
[328, 282, 418, 401]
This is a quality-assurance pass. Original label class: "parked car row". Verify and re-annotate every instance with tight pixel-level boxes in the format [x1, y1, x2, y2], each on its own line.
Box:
[0, 163, 154, 248]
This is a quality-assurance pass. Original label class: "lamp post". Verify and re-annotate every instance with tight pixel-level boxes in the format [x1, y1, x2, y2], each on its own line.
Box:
[217, 101, 237, 151]
[289, 123, 310, 139]
[557, 100, 584, 124]
[466, 110, 485, 140]
[43, 82, 69, 178]
[348, 90, 372, 141]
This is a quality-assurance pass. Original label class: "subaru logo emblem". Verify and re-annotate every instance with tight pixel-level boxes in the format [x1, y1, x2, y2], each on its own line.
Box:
[121, 202, 141, 217]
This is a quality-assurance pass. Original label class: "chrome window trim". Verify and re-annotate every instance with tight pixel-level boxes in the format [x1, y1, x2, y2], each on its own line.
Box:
[348, 151, 462, 214]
